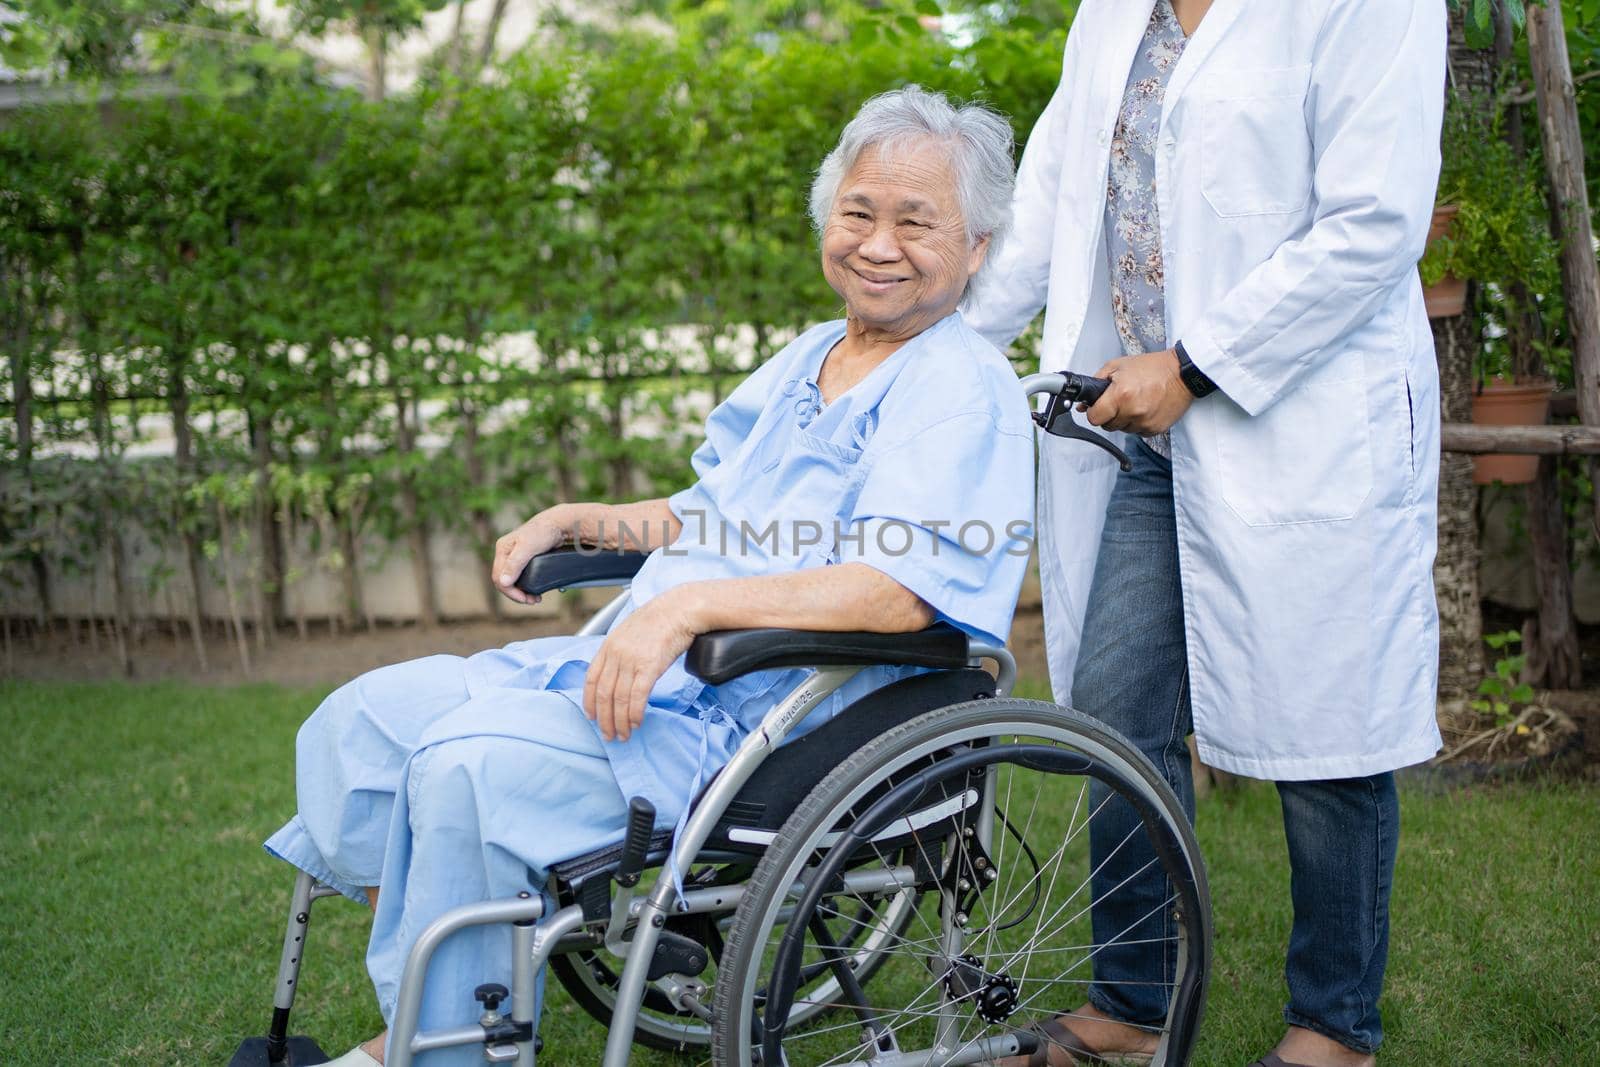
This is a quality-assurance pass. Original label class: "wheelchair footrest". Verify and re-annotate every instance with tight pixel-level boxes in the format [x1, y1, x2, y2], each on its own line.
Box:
[229, 1035, 330, 1067]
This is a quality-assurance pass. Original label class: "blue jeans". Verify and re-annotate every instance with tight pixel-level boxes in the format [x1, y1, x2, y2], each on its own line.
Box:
[1070, 440, 1399, 1055]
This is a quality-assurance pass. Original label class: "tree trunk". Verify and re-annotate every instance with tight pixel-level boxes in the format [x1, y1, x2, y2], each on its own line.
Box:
[607, 392, 630, 501]
[91, 372, 133, 678]
[476, 0, 510, 73]
[458, 394, 503, 619]
[1528, 3, 1600, 539]
[248, 409, 285, 644]
[319, 374, 367, 630]
[1496, 5, 1581, 686]
[168, 369, 210, 671]
[364, 23, 387, 102]
[1433, 10, 1495, 707]
[6, 268, 53, 630]
[1524, 456, 1582, 686]
[215, 499, 252, 676]
[393, 384, 440, 627]
[1434, 309, 1485, 705]
[447, 0, 468, 79]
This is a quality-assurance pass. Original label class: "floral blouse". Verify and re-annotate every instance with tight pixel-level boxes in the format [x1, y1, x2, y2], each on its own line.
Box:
[1106, 0, 1187, 458]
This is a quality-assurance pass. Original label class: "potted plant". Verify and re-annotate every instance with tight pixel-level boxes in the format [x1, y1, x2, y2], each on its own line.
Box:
[1422, 201, 1467, 318]
[1421, 90, 1564, 484]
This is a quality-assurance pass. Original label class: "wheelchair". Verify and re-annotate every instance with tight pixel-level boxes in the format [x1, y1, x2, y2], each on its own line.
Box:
[231, 373, 1212, 1067]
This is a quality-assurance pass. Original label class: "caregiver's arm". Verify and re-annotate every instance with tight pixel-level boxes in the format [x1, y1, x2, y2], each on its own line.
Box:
[492, 499, 682, 605]
[583, 563, 932, 742]
[1178, 0, 1446, 416]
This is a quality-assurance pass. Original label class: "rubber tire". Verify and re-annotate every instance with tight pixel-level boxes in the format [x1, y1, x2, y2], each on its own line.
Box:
[710, 698, 1212, 1067]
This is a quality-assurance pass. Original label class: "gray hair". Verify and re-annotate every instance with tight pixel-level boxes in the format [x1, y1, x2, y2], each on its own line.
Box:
[809, 86, 1016, 293]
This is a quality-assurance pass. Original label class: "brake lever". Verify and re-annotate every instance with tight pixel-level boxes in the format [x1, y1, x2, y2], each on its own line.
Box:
[1032, 372, 1132, 472]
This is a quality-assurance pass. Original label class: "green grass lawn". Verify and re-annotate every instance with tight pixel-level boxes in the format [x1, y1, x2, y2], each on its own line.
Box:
[2, 679, 1597, 1065]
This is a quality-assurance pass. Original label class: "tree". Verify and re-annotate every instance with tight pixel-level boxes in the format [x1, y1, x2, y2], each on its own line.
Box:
[287, 0, 447, 100]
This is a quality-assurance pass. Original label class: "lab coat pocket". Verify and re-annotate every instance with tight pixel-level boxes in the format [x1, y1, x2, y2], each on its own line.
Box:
[1216, 374, 1374, 527]
[1198, 65, 1313, 218]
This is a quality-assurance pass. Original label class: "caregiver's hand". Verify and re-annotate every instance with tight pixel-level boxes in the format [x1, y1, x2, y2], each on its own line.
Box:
[492, 506, 572, 605]
[1083, 349, 1193, 435]
[585, 592, 698, 743]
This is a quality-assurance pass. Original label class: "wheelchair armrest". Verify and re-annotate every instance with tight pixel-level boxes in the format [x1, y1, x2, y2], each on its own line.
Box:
[514, 547, 651, 597]
[685, 623, 971, 686]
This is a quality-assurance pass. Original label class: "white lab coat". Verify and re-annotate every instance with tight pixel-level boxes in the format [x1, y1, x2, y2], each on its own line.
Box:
[966, 0, 1447, 780]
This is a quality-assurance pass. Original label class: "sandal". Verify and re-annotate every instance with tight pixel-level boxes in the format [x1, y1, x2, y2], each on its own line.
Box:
[1249, 1055, 1315, 1067]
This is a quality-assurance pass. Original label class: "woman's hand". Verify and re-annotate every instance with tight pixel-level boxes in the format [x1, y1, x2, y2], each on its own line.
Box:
[1082, 349, 1194, 435]
[584, 591, 700, 743]
[491, 508, 573, 605]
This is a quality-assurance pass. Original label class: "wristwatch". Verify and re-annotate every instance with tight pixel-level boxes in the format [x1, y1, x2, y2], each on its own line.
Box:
[1174, 340, 1217, 399]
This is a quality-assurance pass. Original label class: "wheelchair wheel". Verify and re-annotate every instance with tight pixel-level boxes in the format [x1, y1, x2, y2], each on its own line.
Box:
[711, 699, 1211, 1067]
[549, 864, 922, 1052]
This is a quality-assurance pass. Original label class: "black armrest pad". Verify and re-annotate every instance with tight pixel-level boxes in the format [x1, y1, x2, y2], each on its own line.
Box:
[685, 623, 971, 686]
[514, 548, 650, 597]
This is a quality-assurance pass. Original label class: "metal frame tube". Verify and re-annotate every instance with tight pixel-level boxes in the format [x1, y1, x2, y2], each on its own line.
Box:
[576, 591, 631, 637]
[819, 1033, 1024, 1067]
[387, 895, 545, 1067]
[599, 667, 859, 1067]
[511, 899, 537, 1067]
[968, 641, 1015, 698]
[264, 870, 320, 1063]
[625, 864, 914, 922]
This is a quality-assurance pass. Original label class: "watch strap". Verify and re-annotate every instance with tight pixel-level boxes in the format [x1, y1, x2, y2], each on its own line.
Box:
[1174, 340, 1217, 398]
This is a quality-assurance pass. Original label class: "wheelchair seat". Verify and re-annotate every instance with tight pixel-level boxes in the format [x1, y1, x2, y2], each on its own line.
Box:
[546, 667, 996, 914]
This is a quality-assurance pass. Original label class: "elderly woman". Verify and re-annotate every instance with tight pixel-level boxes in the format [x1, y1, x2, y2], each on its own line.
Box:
[265, 85, 1035, 1067]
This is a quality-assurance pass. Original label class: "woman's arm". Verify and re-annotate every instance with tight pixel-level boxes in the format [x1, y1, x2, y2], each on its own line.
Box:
[583, 563, 933, 741]
[492, 499, 682, 605]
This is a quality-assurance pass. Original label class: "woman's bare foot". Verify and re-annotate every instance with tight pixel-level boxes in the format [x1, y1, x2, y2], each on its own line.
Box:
[324, 1035, 386, 1067]
[995, 1001, 1159, 1065]
[359, 1032, 387, 1064]
[1269, 1026, 1375, 1067]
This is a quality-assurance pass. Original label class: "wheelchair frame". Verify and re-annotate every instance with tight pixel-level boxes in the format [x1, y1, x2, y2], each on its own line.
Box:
[244, 372, 1205, 1067]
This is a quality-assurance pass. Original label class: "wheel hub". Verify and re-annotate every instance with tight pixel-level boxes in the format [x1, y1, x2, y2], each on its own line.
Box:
[943, 954, 1020, 1024]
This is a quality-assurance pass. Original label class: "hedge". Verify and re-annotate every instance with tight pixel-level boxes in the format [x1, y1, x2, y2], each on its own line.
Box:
[0, 20, 1066, 667]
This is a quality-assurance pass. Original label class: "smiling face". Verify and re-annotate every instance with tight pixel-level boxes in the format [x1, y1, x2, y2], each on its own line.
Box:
[821, 141, 988, 342]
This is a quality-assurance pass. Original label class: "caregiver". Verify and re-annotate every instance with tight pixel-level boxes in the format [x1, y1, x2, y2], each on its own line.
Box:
[966, 2, 1446, 1066]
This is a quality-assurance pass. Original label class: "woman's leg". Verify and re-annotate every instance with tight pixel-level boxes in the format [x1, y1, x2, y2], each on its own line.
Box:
[264, 655, 475, 903]
[365, 689, 632, 1067]
[1273, 774, 1398, 1062]
[1070, 442, 1194, 1033]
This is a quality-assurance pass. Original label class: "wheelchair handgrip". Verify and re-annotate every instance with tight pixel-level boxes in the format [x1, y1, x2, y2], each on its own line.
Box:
[1061, 371, 1111, 407]
[614, 796, 656, 889]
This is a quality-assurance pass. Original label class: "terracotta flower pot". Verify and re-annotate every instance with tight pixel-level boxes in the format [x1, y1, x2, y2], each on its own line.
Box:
[1423, 203, 1466, 319]
[1471, 378, 1555, 485]
[1426, 202, 1458, 245]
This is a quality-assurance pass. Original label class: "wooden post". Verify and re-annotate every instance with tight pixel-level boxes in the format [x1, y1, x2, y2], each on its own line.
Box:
[1494, 6, 1581, 689]
[1529, 2, 1600, 514]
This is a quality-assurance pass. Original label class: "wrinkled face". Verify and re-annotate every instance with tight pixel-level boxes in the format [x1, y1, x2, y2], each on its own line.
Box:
[821, 142, 987, 339]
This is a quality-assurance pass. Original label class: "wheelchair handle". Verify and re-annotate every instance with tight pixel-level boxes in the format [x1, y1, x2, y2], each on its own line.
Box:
[1021, 371, 1132, 472]
[1061, 371, 1110, 407]
[614, 796, 656, 889]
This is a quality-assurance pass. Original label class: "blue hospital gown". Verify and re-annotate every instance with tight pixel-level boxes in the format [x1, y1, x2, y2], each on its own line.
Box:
[263, 311, 1035, 1062]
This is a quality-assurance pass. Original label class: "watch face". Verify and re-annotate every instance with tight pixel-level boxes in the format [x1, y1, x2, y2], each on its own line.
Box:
[1182, 366, 1215, 398]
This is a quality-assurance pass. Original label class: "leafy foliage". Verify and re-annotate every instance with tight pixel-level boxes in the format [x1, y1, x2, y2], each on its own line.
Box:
[1472, 629, 1537, 724]
[0, 17, 1064, 625]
